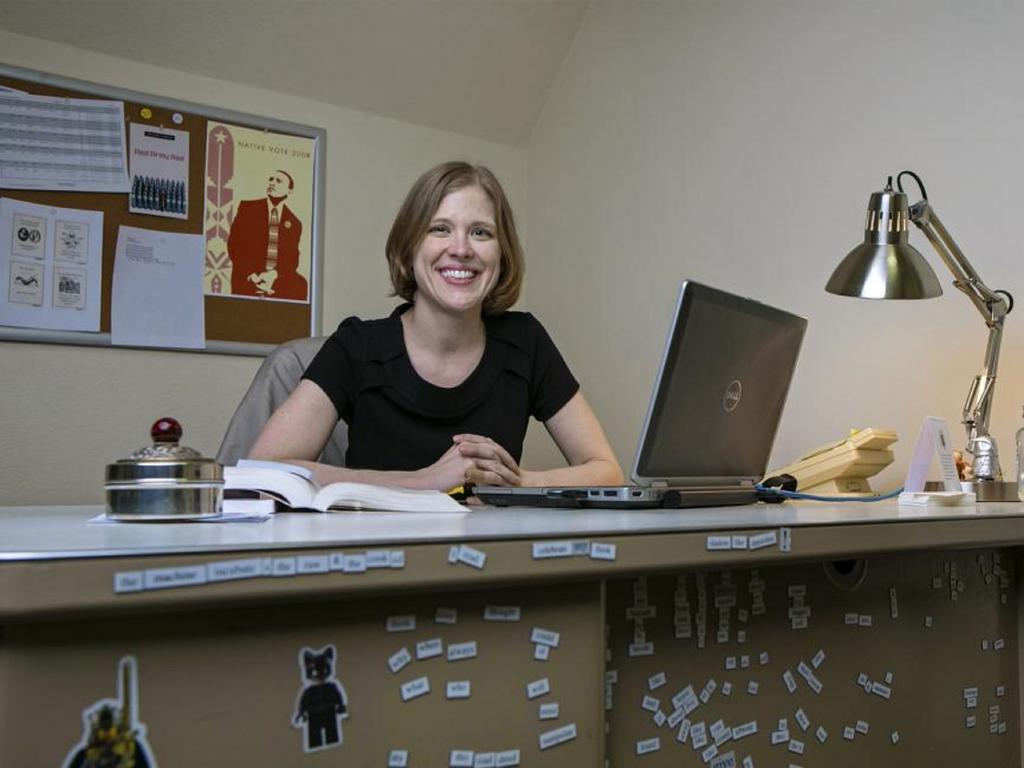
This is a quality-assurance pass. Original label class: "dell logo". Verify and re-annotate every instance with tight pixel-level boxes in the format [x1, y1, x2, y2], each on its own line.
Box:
[723, 380, 742, 412]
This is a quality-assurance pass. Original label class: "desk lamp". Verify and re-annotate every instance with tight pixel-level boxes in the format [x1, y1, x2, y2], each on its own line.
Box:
[825, 171, 1015, 500]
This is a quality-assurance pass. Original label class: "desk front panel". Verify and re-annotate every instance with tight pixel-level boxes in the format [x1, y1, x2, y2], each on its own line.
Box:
[606, 548, 1019, 766]
[1, 582, 603, 767]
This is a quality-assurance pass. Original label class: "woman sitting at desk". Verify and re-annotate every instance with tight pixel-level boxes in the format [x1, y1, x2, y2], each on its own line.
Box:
[250, 161, 623, 491]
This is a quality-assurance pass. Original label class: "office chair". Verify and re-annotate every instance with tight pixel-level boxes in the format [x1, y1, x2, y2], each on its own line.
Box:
[216, 336, 348, 466]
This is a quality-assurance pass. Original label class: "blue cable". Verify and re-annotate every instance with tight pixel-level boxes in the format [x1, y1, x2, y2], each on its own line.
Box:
[755, 484, 904, 502]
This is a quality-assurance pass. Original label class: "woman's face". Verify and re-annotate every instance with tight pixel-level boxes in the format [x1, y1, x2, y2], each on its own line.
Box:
[411, 184, 501, 318]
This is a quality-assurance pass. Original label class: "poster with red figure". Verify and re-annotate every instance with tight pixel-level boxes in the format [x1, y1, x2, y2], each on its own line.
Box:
[203, 122, 315, 303]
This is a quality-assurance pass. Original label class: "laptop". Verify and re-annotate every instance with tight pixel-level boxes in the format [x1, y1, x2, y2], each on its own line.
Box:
[474, 280, 807, 508]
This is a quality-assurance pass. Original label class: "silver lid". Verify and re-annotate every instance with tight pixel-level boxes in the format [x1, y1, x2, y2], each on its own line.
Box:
[106, 418, 223, 487]
[129, 442, 203, 460]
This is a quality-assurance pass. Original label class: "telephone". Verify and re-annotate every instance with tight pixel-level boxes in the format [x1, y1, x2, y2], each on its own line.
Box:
[767, 428, 898, 496]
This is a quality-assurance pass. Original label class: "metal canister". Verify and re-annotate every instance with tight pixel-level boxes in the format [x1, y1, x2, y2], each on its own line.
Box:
[104, 418, 223, 521]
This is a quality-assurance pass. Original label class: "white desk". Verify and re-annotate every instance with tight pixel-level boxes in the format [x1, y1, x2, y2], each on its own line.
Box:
[1, 501, 1021, 766]
[2, 500, 1021, 560]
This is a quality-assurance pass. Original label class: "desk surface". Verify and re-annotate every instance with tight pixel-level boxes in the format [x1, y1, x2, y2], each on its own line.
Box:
[2, 500, 1023, 562]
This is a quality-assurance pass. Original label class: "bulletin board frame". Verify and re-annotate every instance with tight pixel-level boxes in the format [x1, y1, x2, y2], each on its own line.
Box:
[0, 63, 326, 356]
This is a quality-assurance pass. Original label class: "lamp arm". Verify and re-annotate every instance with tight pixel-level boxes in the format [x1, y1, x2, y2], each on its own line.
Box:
[908, 201, 1006, 323]
[908, 200, 1009, 481]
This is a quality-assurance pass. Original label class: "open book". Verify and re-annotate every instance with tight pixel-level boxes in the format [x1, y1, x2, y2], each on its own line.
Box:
[224, 461, 466, 513]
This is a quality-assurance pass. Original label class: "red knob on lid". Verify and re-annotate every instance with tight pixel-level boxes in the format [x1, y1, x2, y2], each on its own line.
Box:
[151, 417, 183, 444]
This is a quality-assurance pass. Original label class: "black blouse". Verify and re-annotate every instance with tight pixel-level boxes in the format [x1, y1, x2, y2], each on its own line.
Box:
[302, 304, 579, 471]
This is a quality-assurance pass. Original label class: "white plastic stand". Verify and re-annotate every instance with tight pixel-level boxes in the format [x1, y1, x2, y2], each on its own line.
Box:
[897, 416, 976, 506]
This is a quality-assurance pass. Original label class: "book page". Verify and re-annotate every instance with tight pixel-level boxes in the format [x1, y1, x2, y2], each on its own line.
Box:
[314, 483, 466, 514]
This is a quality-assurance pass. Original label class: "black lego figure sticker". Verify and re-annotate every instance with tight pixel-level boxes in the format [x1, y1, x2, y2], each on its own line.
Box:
[293, 644, 349, 753]
[62, 655, 156, 768]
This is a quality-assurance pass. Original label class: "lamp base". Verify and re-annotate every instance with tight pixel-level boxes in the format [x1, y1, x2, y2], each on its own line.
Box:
[964, 480, 1020, 503]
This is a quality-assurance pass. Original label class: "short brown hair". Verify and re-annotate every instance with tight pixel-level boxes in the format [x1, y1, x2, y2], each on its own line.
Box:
[386, 161, 524, 315]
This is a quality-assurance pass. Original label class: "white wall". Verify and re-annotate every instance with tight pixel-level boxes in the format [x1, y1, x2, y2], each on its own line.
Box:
[0, 30, 525, 505]
[523, 0, 1024, 490]
[7, 0, 1024, 503]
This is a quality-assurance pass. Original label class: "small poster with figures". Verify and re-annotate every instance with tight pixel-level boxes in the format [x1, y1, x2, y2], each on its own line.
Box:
[128, 123, 189, 220]
[54, 219, 90, 263]
[11, 210, 45, 259]
[53, 264, 87, 310]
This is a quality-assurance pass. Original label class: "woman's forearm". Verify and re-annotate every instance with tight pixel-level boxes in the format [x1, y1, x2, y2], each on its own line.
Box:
[520, 458, 625, 488]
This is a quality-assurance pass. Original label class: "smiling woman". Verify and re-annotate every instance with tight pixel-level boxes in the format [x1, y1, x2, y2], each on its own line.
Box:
[249, 161, 624, 492]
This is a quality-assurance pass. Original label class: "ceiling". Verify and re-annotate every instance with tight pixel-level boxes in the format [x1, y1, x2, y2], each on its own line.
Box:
[0, 0, 589, 146]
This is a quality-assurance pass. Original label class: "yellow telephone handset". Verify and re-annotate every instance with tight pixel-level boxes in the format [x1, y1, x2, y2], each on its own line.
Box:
[768, 427, 898, 496]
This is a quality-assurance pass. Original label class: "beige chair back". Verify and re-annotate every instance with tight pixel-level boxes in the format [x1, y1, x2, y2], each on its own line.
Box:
[217, 337, 348, 466]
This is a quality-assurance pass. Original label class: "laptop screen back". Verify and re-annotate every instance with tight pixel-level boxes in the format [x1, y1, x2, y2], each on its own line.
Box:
[632, 281, 807, 486]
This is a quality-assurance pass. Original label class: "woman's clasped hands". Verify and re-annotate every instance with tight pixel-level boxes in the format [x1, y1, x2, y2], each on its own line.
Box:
[418, 433, 525, 490]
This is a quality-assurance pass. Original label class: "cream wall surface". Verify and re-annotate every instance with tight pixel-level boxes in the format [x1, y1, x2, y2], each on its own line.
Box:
[0, 30, 525, 505]
[522, 0, 1024, 491]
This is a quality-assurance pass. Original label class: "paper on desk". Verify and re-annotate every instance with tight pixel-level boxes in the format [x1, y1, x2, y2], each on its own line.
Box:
[111, 225, 205, 348]
[202, 499, 274, 521]
[88, 499, 274, 524]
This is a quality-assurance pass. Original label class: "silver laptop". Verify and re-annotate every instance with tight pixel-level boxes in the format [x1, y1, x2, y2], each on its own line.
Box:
[474, 280, 807, 508]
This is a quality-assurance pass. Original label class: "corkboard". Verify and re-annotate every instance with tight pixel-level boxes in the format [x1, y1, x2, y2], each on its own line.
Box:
[0, 64, 325, 354]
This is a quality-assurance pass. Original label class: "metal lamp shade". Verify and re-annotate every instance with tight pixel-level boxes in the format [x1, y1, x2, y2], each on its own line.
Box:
[826, 187, 943, 299]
